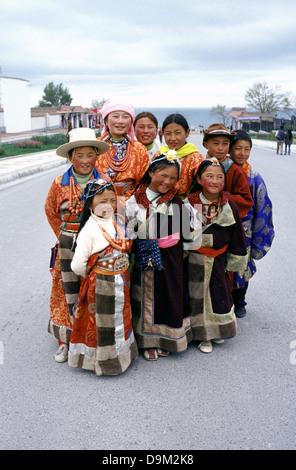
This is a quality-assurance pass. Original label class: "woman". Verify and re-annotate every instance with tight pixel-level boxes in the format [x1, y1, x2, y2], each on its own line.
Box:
[134, 111, 161, 162]
[96, 99, 150, 199]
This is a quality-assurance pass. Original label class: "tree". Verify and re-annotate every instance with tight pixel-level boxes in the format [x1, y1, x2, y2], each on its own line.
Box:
[244, 82, 288, 114]
[90, 98, 108, 109]
[210, 105, 230, 126]
[38, 82, 73, 107]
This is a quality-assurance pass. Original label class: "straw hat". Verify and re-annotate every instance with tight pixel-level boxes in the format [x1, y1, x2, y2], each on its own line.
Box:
[56, 128, 109, 158]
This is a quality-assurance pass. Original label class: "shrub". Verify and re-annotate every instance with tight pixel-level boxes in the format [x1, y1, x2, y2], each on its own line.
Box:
[0, 147, 6, 156]
[14, 140, 43, 149]
[31, 133, 67, 145]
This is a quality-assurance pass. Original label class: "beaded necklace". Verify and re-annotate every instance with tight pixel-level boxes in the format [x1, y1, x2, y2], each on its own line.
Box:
[98, 219, 129, 252]
[68, 176, 84, 214]
[105, 135, 132, 174]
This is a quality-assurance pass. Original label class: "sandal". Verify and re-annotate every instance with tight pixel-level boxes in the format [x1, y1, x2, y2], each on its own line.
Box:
[143, 348, 158, 361]
[156, 348, 170, 357]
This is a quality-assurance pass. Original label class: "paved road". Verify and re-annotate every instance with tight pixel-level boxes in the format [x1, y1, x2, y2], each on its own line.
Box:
[0, 134, 295, 450]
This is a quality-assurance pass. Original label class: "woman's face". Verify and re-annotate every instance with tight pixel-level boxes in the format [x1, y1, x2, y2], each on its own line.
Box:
[197, 165, 225, 201]
[106, 111, 132, 139]
[91, 189, 117, 218]
[134, 117, 157, 146]
[70, 146, 98, 175]
[163, 122, 189, 150]
[148, 165, 179, 194]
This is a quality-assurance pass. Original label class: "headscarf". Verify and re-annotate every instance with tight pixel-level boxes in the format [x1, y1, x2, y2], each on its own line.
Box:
[100, 99, 136, 140]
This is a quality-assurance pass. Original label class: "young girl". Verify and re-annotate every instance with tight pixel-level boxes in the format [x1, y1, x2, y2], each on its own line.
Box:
[125, 152, 192, 361]
[69, 177, 138, 376]
[45, 128, 109, 363]
[95, 99, 150, 199]
[134, 111, 161, 162]
[229, 130, 275, 318]
[184, 158, 248, 353]
[156, 114, 204, 199]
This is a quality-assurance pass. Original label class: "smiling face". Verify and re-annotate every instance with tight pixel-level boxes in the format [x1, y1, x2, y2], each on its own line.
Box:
[134, 117, 158, 146]
[203, 135, 231, 160]
[148, 164, 179, 194]
[70, 146, 98, 175]
[163, 122, 190, 150]
[197, 165, 225, 202]
[230, 139, 252, 166]
[106, 111, 132, 139]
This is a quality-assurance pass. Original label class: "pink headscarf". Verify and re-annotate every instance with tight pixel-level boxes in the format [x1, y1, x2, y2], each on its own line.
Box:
[101, 99, 136, 140]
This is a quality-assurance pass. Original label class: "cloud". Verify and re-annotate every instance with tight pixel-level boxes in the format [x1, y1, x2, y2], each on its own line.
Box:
[1, 0, 296, 108]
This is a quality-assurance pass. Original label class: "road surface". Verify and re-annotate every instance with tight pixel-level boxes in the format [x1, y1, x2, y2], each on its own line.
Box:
[0, 134, 295, 450]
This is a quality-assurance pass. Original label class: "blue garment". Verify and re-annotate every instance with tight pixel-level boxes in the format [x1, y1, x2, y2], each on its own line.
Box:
[233, 166, 275, 288]
[61, 166, 101, 186]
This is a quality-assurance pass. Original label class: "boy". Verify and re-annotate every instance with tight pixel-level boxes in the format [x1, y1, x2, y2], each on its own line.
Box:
[202, 123, 253, 218]
[229, 130, 275, 317]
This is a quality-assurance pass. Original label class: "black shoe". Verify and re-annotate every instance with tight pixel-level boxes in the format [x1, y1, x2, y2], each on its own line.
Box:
[235, 306, 246, 318]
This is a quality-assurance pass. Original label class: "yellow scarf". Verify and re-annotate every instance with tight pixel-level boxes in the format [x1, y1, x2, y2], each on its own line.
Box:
[159, 143, 199, 160]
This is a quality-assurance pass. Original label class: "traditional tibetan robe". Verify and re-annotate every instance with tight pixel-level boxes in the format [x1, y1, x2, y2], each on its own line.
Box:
[184, 190, 248, 341]
[45, 166, 100, 343]
[219, 157, 253, 218]
[69, 213, 138, 376]
[233, 161, 275, 289]
[156, 143, 204, 198]
[126, 186, 192, 353]
[96, 135, 149, 199]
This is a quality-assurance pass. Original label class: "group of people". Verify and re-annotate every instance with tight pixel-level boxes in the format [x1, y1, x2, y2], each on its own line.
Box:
[276, 125, 293, 155]
[45, 99, 275, 376]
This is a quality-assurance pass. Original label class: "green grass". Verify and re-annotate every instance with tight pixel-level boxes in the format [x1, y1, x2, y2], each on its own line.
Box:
[0, 133, 67, 158]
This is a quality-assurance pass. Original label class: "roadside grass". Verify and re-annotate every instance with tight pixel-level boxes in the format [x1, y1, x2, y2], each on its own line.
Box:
[0, 133, 67, 158]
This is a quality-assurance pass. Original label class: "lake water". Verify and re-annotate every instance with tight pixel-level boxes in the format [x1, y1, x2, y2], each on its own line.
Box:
[134, 107, 214, 129]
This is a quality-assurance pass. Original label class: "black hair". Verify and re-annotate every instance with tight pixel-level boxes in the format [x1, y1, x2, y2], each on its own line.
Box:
[229, 129, 252, 150]
[189, 160, 226, 194]
[162, 113, 190, 133]
[72, 183, 115, 251]
[133, 153, 180, 192]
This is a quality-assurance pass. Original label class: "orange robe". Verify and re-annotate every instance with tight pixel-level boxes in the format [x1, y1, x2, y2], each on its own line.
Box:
[96, 138, 149, 199]
[45, 167, 86, 342]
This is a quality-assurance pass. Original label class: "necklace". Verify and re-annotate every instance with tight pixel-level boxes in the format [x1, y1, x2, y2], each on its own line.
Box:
[99, 219, 129, 252]
[68, 176, 84, 214]
[202, 199, 221, 224]
[105, 138, 132, 173]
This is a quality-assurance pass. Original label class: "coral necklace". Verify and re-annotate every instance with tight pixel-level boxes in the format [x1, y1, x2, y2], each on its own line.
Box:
[69, 176, 84, 214]
[99, 219, 129, 252]
[105, 139, 132, 173]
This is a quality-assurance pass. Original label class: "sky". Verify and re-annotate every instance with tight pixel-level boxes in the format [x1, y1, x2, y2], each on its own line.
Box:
[1, 0, 296, 109]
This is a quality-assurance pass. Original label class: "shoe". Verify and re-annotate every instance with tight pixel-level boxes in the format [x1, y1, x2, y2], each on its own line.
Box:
[235, 306, 247, 318]
[143, 348, 158, 361]
[54, 344, 68, 363]
[198, 340, 213, 353]
[156, 348, 170, 357]
[212, 338, 224, 344]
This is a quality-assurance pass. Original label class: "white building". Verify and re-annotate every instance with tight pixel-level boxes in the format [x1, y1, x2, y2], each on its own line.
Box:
[0, 76, 31, 133]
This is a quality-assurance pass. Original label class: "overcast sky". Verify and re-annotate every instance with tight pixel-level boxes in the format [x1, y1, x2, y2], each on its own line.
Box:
[1, 0, 296, 109]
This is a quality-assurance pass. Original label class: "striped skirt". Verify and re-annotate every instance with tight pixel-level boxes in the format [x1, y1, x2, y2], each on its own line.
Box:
[48, 231, 80, 343]
[68, 266, 138, 376]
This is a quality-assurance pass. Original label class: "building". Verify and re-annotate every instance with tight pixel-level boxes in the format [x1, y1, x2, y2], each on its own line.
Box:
[228, 107, 295, 132]
[0, 76, 31, 133]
